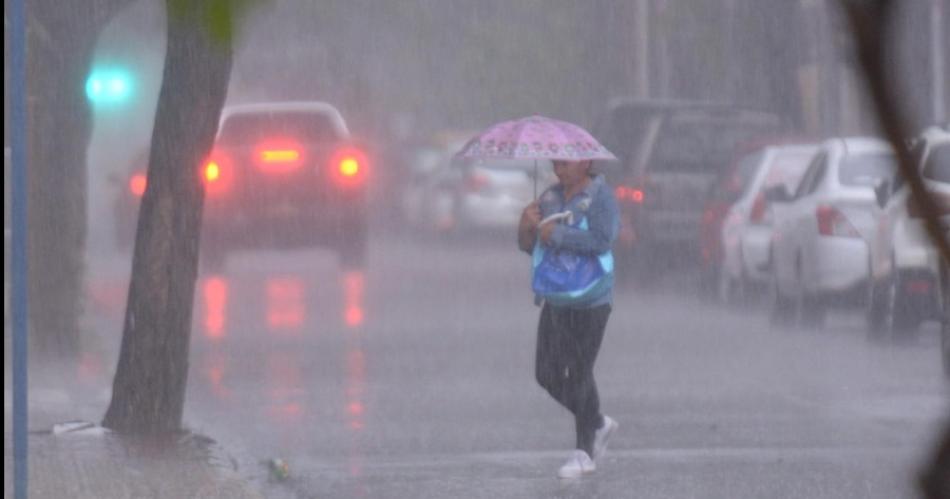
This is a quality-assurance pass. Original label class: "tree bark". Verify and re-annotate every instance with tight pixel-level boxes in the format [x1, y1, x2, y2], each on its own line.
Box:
[102, 1, 233, 434]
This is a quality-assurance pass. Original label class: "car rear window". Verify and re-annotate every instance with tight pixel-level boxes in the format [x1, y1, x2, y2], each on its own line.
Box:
[838, 152, 896, 186]
[597, 107, 659, 162]
[923, 143, 949, 183]
[651, 118, 777, 174]
[218, 112, 342, 144]
[760, 150, 814, 194]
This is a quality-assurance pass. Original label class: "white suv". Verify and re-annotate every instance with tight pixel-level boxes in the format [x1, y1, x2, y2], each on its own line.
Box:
[867, 127, 950, 338]
[768, 137, 896, 329]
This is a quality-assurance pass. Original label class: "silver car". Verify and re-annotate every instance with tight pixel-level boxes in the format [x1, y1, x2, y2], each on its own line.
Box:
[768, 137, 896, 329]
[449, 158, 556, 235]
[716, 143, 817, 304]
[867, 126, 950, 338]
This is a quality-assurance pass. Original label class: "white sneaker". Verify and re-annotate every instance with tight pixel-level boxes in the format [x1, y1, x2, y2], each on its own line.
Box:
[557, 450, 596, 478]
[592, 415, 618, 461]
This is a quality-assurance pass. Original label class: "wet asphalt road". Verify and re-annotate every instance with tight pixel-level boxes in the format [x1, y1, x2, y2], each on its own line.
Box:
[83, 232, 948, 499]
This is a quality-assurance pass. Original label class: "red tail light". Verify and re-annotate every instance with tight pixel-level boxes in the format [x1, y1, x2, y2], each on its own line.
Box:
[202, 152, 232, 196]
[260, 149, 300, 163]
[330, 147, 368, 187]
[129, 172, 147, 197]
[816, 205, 860, 238]
[614, 186, 643, 204]
[256, 142, 303, 174]
[465, 173, 490, 193]
[204, 161, 221, 182]
[905, 278, 932, 295]
[749, 193, 767, 224]
[339, 157, 359, 177]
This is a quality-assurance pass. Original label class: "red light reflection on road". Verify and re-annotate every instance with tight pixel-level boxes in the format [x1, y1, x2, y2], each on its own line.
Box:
[341, 269, 369, 483]
[202, 276, 228, 340]
[266, 277, 306, 333]
[266, 351, 306, 424]
[78, 352, 104, 384]
[345, 347, 366, 432]
[203, 350, 231, 400]
[342, 271, 365, 329]
[344, 342, 368, 483]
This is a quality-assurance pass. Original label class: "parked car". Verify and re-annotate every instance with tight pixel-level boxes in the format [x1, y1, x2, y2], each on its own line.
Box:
[200, 101, 370, 269]
[399, 132, 472, 234]
[706, 143, 818, 304]
[867, 127, 950, 338]
[593, 98, 783, 281]
[447, 156, 556, 237]
[768, 137, 896, 329]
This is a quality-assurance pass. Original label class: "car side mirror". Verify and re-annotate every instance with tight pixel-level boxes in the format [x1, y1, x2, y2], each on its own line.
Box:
[874, 179, 891, 208]
[764, 185, 791, 203]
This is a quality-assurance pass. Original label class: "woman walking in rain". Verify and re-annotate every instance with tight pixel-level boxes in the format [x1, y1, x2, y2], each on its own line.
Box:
[456, 116, 620, 478]
[518, 157, 620, 479]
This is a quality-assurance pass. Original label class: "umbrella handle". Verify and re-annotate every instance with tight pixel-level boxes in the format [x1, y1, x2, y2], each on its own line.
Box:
[534, 159, 538, 200]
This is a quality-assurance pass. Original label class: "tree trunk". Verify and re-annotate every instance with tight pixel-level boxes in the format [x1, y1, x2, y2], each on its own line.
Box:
[102, 1, 233, 434]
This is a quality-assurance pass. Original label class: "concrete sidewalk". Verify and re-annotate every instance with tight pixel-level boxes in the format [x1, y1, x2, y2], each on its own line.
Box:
[3, 382, 263, 499]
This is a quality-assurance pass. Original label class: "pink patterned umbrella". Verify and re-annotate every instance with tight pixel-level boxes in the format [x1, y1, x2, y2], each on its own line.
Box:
[456, 115, 617, 162]
[455, 115, 616, 197]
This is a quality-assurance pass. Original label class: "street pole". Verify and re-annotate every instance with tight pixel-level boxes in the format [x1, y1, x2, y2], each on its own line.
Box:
[10, 0, 30, 497]
[635, 0, 650, 98]
[932, 0, 946, 123]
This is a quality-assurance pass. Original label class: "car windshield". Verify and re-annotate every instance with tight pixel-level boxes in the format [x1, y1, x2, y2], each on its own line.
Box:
[838, 152, 896, 186]
[652, 117, 777, 174]
[598, 107, 660, 164]
[218, 112, 342, 144]
[922, 143, 949, 183]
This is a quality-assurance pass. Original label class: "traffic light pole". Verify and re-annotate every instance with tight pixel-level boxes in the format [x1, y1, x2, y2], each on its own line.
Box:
[11, 0, 30, 497]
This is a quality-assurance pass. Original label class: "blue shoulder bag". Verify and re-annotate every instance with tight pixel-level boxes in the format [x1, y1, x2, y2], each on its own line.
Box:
[531, 212, 614, 306]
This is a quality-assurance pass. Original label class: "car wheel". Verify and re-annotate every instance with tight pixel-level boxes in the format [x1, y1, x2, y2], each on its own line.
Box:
[716, 267, 731, 305]
[735, 273, 757, 309]
[799, 292, 826, 330]
[769, 271, 795, 329]
[882, 271, 921, 340]
[793, 267, 825, 330]
[697, 263, 719, 301]
[866, 280, 887, 341]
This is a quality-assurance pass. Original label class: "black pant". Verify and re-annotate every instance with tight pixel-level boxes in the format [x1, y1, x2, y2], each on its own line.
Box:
[535, 303, 610, 456]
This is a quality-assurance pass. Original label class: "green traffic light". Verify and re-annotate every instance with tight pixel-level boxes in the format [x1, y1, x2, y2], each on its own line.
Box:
[86, 68, 133, 104]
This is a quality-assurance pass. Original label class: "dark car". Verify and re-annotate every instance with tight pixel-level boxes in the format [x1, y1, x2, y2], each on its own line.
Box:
[200, 102, 369, 270]
[593, 99, 784, 282]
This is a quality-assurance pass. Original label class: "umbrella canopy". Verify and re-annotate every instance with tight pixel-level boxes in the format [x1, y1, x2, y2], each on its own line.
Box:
[456, 115, 617, 162]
